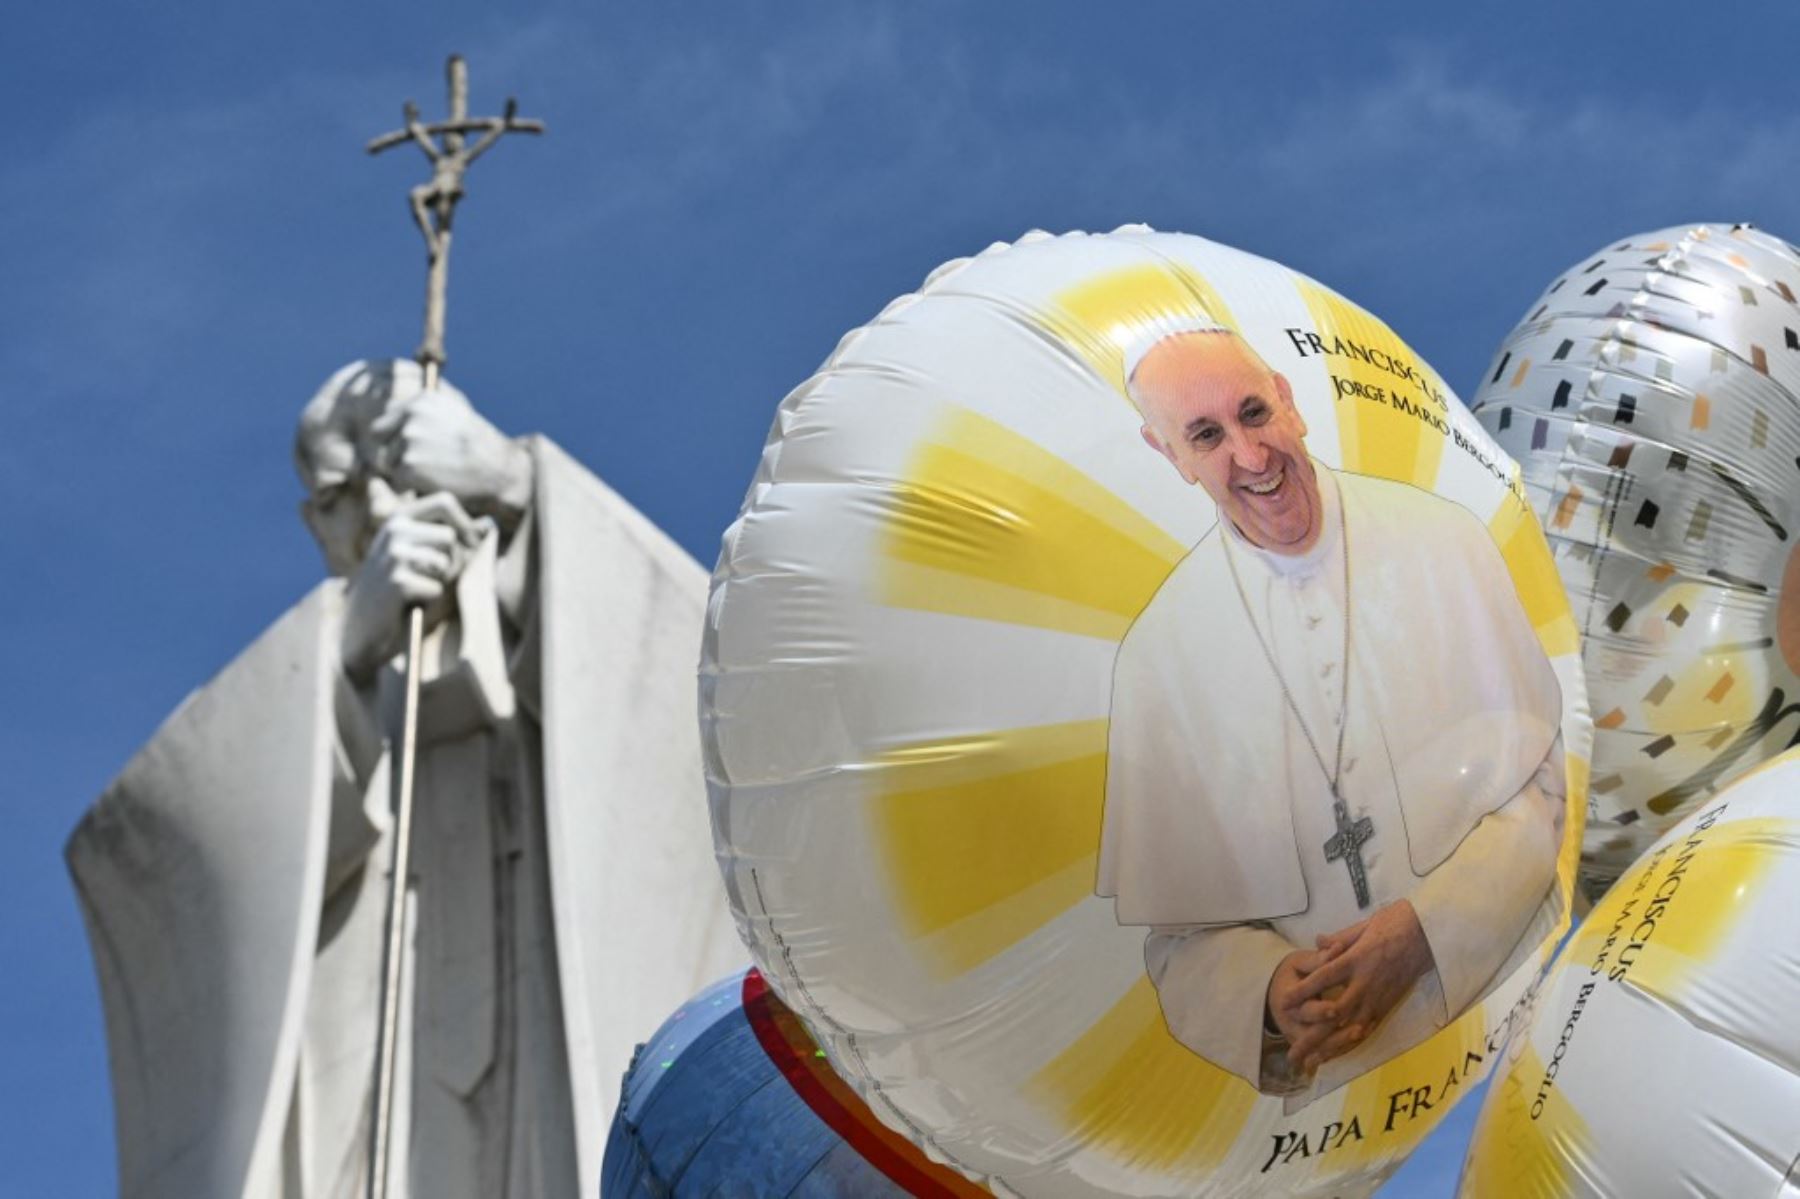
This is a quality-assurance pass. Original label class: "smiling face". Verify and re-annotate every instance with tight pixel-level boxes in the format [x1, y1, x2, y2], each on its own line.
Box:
[1131, 331, 1323, 555]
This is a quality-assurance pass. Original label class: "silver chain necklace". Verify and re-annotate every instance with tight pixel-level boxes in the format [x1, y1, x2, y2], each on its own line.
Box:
[1223, 486, 1377, 908]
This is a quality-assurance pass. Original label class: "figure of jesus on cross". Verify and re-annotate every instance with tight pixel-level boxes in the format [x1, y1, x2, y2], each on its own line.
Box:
[367, 53, 543, 384]
[1324, 796, 1375, 911]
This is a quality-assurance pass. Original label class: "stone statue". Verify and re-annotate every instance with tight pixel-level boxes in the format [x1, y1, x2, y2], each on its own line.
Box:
[67, 359, 744, 1199]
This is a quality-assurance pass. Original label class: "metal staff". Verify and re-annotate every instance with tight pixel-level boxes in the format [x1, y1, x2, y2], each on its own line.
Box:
[362, 54, 542, 1199]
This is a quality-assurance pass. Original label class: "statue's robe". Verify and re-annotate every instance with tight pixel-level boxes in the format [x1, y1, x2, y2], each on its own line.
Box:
[68, 438, 744, 1198]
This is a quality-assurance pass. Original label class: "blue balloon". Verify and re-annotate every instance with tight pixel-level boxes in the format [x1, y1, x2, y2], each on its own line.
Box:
[601, 972, 910, 1197]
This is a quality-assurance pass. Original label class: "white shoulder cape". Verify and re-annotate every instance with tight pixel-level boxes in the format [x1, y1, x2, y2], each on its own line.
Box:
[1095, 469, 1561, 927]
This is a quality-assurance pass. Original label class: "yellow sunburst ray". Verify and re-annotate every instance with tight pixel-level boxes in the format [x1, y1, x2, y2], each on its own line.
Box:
[1459, 1043, 1590, 1197]
[879, 409, 1184, 640]
[873, 720, 1110, 976]
[1488, 480, 1580, 660]
[1588, 815, 1786, 999]
[1028, 977, 1256, 1170]
[1039, 261, 1240, 400]
[1297, 280, 1450, 491]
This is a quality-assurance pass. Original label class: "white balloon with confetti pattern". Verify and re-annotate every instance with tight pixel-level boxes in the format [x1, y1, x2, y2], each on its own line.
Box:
[704, 228, 1590, 1197]
[1472, 223, 1800, 894]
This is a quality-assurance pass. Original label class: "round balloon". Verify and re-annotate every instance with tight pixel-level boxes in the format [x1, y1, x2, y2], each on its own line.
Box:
[1458, 748, 1800, 1197]
[1470, 223, 1800, 892]
[603, 969, 978, 1197]
[704, 227, 1590, 1196]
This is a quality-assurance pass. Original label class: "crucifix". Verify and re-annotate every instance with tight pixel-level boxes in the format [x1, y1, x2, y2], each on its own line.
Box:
[367, 53, 545, 388]
[1323, 795, 1375, 909]
[362, 54, 542, 1199]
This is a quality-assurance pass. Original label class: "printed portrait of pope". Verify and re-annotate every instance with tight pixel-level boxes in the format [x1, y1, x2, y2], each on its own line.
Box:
[1094, 318, 1565, 1109]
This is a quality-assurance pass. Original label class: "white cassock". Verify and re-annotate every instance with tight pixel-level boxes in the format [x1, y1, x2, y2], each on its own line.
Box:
[1095, 464, 1564, 1108]
[68, 438, 745, 1199]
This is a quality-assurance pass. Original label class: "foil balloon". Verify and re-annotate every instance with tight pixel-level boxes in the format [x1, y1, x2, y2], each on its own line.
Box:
[1471, 224, 1800, 892]
[1458, 749, 1800, 1198]
[603, 969, 979, 1197]
[704, 227, 1590, 1197]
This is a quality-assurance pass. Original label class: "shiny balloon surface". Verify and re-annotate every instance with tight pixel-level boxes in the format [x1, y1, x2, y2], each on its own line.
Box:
[1473, 223, 1800, 892]
[706, 228, 1589, 1197]
[1459, 748, 1800, 1198]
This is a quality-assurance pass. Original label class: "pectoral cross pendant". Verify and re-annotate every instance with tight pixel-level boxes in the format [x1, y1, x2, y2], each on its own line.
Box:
[1323, 794, 1375, 909]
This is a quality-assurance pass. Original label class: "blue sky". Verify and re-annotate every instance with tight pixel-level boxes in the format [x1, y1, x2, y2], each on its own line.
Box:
[8, 3, 1800, 1194]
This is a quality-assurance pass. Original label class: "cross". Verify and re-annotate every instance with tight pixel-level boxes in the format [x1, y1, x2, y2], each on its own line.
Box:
[360, 54, 542, 1199]
[366, 54, 544, 386]
[1323, 796, 1375, 909]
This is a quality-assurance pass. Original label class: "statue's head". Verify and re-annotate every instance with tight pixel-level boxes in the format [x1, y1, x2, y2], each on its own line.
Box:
[294, 359, 453, 575]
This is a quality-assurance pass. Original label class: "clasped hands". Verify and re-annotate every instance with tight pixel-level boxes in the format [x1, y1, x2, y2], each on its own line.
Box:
[340, 385, 533, 680]
[1264, 899, 1434, 1075]
[367, 383, 534, 526]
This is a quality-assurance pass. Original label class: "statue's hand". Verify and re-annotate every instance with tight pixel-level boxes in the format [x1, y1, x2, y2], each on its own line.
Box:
[370, 384, 533, 524]
[340, 491, 484, 681]
[1285, 900, 1435, 1072]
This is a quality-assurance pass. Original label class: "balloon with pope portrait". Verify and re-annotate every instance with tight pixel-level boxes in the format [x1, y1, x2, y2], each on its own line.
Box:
[703, 227, 1591, 1196]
